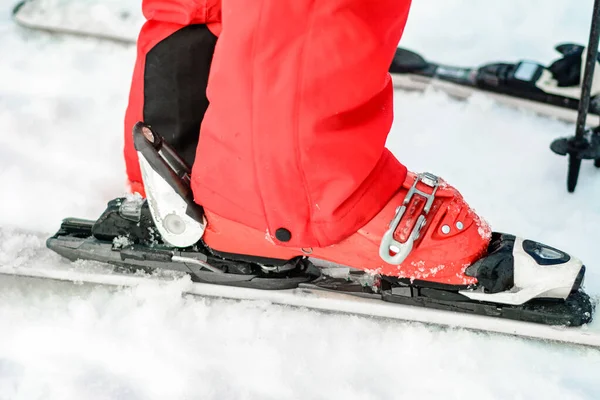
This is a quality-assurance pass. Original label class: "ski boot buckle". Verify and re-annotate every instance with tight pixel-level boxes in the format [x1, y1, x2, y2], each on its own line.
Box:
[379, 172, 439, 265]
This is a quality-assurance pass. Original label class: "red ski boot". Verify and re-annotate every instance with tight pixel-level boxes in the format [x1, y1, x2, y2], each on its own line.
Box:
[201, 171, 491, 287]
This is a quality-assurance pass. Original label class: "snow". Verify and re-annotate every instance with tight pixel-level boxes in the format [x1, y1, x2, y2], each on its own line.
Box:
[1, 0, 600, 398]
[13, 0, 143, 42]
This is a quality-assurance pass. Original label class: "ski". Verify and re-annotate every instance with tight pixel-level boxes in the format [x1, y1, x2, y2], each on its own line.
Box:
[0, 264, 598, 349]
[390, 44, 600, 125]
[11, 0, 141, 44]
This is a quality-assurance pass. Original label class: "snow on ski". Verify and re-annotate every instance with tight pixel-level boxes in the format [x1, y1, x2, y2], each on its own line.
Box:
[0, 265, 598, 350]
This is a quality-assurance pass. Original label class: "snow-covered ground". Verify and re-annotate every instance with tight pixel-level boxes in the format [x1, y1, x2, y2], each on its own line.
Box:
[1, 0, 600, 398]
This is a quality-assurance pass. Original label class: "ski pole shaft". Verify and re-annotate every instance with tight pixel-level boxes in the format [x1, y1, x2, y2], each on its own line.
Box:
[575, 0, 600, 140]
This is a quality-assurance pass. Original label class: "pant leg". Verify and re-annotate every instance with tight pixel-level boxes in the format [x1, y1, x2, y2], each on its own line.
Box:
[123, 0, 221, 195]
[192, 0, 412, 247]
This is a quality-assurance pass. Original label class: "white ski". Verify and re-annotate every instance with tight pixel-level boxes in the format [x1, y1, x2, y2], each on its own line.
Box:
[391, 73, 600, 126]
[12, 0, 141, 44]
[1, 265, 598, 349]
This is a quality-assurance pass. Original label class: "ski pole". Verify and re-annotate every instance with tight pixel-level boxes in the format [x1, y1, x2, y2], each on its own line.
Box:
[550, 0, 600, 192]
[571, 0, 600, 190]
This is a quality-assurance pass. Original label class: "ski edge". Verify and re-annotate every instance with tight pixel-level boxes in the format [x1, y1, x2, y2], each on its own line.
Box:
[0, 265, 598, 349]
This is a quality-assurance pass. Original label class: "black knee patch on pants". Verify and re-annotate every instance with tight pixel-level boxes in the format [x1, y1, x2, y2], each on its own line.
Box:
[143, 24, 217, 167]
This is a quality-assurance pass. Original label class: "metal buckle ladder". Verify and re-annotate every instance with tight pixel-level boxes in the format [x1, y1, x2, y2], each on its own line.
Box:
[379, 172, 440, 265]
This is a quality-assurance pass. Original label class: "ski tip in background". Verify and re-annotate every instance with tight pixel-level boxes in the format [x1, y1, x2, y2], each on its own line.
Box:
[11, 0, 139, 45]
[390, 47, 429, 73]
[11, 0, 27, 17]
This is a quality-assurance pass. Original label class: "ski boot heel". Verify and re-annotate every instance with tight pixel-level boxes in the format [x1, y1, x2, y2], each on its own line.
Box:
[46, 122, 318, 289]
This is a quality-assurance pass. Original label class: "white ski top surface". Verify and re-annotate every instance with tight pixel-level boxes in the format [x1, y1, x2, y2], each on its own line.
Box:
[0, 266, 598, 350]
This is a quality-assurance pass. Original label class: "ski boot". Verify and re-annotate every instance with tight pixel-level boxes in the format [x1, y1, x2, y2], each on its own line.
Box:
[46, 122, 594, 326]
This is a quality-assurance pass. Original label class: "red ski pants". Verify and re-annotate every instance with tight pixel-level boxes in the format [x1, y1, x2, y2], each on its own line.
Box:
[124, 0, 411, 248]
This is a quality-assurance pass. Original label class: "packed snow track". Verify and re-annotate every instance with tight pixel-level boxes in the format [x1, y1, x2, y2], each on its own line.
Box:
[1, 0, 600, 399]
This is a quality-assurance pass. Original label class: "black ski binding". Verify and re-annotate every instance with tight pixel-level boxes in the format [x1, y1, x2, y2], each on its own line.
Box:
[46, 121, 320, 290]
[379, 233, 593, 327]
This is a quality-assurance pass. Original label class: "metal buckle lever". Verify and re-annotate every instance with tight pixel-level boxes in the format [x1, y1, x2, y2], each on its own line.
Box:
[379, 172, 440, 265]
